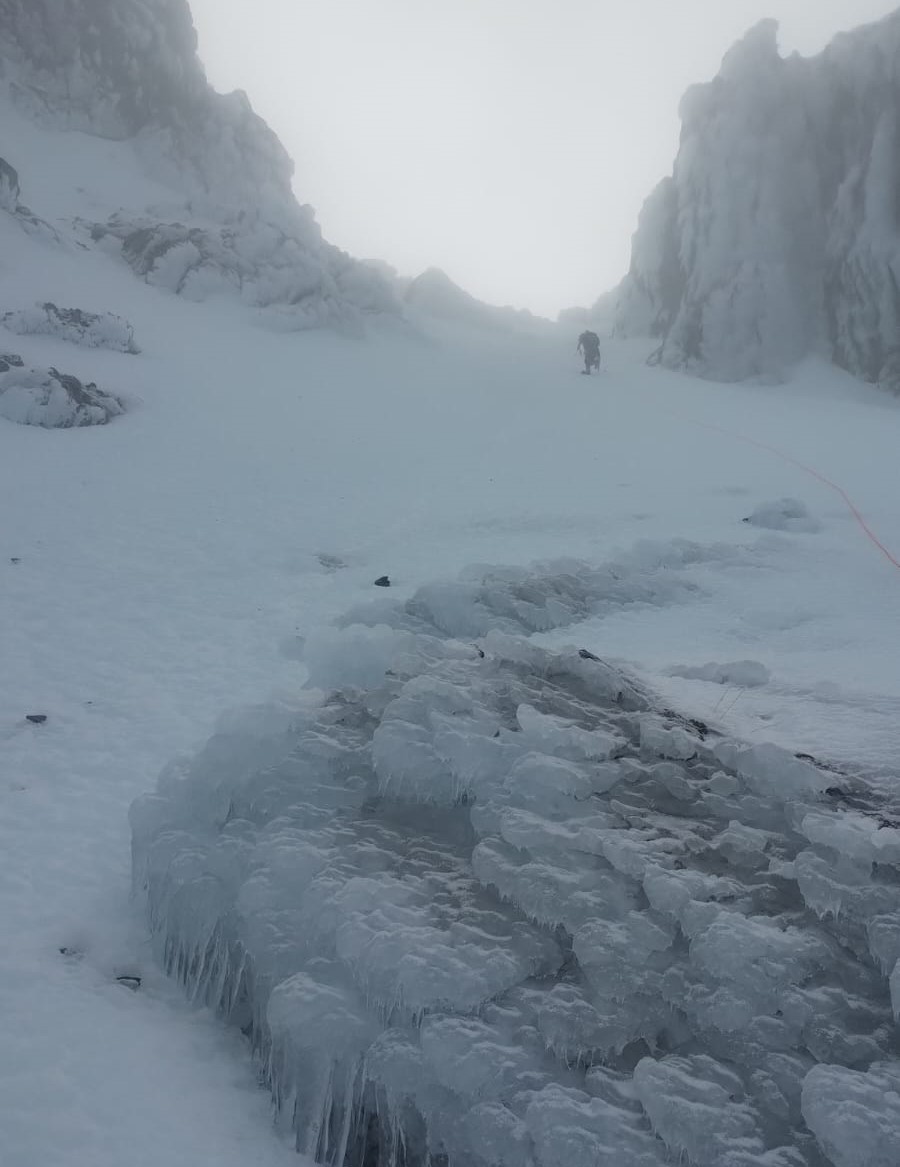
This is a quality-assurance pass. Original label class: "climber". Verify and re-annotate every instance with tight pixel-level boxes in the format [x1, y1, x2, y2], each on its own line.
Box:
[576, 330, 601, 374]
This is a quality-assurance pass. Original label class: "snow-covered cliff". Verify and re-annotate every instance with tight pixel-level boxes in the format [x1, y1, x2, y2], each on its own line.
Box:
[615, 14, 900, 387]
[0, 0, 398, 327]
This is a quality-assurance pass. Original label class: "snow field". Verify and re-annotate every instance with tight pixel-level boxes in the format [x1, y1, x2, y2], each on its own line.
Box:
[2, 98, 900, 1167]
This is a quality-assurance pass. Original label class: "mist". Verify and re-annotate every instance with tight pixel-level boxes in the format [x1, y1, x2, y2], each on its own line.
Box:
[185, 0, 897, 317]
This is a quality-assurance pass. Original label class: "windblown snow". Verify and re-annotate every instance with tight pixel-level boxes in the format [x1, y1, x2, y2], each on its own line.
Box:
[1, 3, 900, 1167]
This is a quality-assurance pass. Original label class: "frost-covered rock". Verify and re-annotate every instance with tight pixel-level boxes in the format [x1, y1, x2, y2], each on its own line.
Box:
[87, 213, 395, 323]
[132, 559, 900, 1167]
[615, 13, 900, 388]
[0, 156, 20, 212]
[0, 361, 124, 427]
[0, 0, 292, 217]
[0, 0, 400, 327]
[2, 303, 140, 353]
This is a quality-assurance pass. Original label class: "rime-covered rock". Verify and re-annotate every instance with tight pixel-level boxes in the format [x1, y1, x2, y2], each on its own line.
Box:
[0, 0, 291, 216]
[86, 213, 393, 325]
[615, 14, 900, 388]
[0, 0, 400, 326]
[0, 362, 124, 427]
[2, 303, 140, 353]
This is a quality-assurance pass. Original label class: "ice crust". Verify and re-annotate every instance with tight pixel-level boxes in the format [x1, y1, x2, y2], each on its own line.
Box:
[132, 563, 900, 1166]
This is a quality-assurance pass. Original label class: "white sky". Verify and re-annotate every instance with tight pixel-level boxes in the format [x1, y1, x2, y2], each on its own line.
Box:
[187, 0, 898, 317]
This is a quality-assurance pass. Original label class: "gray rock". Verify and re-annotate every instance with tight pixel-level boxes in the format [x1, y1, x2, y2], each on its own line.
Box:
[1, 303, 140, 353]
[0, 363, 124, 428]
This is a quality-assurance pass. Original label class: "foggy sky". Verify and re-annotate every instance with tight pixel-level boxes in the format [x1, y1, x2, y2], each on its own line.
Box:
[187, 0, 898, 318]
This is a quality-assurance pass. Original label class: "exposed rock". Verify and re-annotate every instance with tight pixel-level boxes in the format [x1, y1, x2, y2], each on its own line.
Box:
[2, 303, 140, 353]
[373, 575, 391, 588]
[615, 13, 900, 388]
[0, 353, 25, 371]
[0, 363, 124, 427]
[26, 714, 47, 724]
[0, 156, 20, 212]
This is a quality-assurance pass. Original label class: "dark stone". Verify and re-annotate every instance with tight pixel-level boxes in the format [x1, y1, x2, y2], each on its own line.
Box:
[116, 975, 142, 991]
[26, 714, 47, 724]
[10, 557, 20, 564]
[0, 354, 24, 372]
[373, 576, 391, 588]
[578, 648, 601, 661]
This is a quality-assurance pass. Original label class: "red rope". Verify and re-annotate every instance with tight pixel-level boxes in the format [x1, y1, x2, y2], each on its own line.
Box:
[684, 417, 900, 572]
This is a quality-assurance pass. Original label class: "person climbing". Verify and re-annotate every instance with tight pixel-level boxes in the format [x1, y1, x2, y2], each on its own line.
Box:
[577, 330, 601, 374]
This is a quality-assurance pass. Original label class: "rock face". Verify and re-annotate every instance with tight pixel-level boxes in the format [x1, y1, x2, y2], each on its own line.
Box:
[615, 15, 900, 387]
[0, 358, 124, 427]
[0, 0, 398, 327]
[0, 0, 292, 215]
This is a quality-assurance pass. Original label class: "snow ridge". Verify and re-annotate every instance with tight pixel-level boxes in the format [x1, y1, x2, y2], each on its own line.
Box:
[132, 562, 900, 1167]
[615, 14, 900, 388]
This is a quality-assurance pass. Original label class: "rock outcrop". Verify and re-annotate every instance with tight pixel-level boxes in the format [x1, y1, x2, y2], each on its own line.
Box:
[0, 356, 124, 427]
[614, 15, 900, 387]
[0, 0, 398, 328]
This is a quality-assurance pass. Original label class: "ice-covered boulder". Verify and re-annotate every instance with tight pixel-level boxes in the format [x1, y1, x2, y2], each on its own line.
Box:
[0, 361, 124, 427]
[615, 13, 900, 388]
[2, 303, 140, 353]
[132, 558, 900, 1167]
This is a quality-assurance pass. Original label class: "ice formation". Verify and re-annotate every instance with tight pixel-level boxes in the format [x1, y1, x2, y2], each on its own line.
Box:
[132, 560, 900, 1167]
[614, 14, 900, 388]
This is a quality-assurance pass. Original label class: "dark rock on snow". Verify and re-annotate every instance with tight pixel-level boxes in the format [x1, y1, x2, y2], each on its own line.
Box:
[0, 362, 125, 428]
[1, 303, 140, 353]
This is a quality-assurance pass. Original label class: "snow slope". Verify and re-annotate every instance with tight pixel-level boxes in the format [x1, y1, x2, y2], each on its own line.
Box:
[2, 97, 900, 1166]
[614, 13, 900, 388]
[2, 14, 900, 1165]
